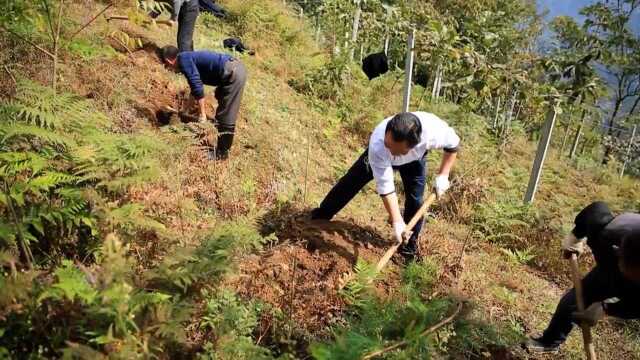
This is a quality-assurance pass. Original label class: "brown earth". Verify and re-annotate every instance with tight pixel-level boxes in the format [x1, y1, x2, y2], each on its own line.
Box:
[228, 206, 403, 337]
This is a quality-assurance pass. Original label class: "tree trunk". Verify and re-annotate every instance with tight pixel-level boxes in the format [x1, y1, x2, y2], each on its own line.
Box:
[349, 1, 361, 61]
[603, 98, 624, 164]
[560, 122, 571, 153]
[503, 91, 518, 137]
[493, 97, 502, 129]
[52, 0, 65, 94]
[570, 110, 587, 159]
[630, 95, 640, 115]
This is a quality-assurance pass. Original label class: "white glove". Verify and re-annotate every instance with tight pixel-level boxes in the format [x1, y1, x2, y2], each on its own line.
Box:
[434, 174, 450, 198]
[392, 220, 408, 245]
[562, 233, 587, 255]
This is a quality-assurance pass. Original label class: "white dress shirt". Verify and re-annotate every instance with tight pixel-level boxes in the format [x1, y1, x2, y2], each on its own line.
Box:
[368, 111, 460, 195]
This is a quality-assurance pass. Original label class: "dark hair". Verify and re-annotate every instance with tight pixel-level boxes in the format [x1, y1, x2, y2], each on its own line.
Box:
[161, 45, 179, 62]
[385, 112, 422, 148]
[572, 201, 614, 239]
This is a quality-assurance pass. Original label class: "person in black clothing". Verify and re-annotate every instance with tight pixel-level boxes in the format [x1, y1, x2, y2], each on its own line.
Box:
[362, 52, 389, 80]
[169, 0, 199, 52]
[525, 201, 640, 353]
[162, 46, 247, 160]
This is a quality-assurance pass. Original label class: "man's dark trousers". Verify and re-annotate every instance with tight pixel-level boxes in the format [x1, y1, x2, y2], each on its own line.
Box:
[311, 150, 427, 255]
[541, 265, 640, 346]
[177, 0, 199, 52]
[213, 59, 247, 157]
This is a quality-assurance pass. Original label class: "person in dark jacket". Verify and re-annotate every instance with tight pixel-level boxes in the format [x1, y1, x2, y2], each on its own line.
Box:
[169, 0, 199, 52]
[162, 46, 247, 160]
[362, 52, 389, 80]
[525, 201, 640, 353]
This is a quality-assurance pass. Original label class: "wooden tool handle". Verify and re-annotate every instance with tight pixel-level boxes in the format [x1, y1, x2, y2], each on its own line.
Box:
[106, 15, 129, 21]
[375, 193, 437, 273]
[106, 15, 172, 26]
[569, 254, 597, 360]
[406, 193, 437, 231]
[339, 193, 438, 289]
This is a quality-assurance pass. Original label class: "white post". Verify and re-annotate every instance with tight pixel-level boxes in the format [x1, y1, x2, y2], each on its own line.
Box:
[431, 64, 441, 99]
[524, 104, 559, 204]
[620, 125, 637, 178]
[402, 29, 416, 113]
[436, 69, 444, 100]
[384, 35, 390, 56]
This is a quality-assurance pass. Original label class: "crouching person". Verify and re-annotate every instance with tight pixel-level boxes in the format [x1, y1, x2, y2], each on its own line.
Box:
[311, 112, 460, 262]
[162, 46, 247, 160]
[525, 201, 640, 353]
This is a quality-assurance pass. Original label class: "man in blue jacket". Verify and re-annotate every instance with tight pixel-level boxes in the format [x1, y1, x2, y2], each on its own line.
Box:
[525, 202, 640, 353]
[162, 46, 247, 160]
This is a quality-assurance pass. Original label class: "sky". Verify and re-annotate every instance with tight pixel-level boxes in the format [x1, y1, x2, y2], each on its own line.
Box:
[536, 1, 639, 119]
[537, 0, 640, 32]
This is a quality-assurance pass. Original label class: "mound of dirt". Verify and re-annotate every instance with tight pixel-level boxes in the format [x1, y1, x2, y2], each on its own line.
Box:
[229, 207, 399, 336]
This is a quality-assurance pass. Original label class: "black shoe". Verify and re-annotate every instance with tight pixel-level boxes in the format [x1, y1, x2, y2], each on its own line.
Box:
[310, 208, 330, 220]
[214, 125, 234, 160]
[398, 247, 421, 264]
[207, 148, 229, 161]
[522, 337, 560, 353]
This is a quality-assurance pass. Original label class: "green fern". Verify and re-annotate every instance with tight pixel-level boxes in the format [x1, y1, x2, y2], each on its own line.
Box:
[38, 259, 98, 305]
[0, 81, 174, 266]
[340, 259, 378, 307]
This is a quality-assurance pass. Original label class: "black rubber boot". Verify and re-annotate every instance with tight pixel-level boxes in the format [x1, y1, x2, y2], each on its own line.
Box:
[398, 247, 421, 264]
[522, 336, 560, 353]
[213, 124, 235, 160]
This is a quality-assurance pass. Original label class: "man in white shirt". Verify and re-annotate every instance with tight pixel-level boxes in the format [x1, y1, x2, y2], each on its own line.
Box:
[311, 112, 460, 261]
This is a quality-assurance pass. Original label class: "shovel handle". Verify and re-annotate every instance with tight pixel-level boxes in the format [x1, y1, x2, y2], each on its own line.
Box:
[569, 254, 597, 360]
[375, 193, 437, 273]
[339, 193, 437, 289]
[406, 193, 437, 233]
[106, 15, 172, 26]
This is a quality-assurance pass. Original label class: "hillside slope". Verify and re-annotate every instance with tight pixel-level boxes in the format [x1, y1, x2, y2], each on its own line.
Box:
[1, 0, 639, 359]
